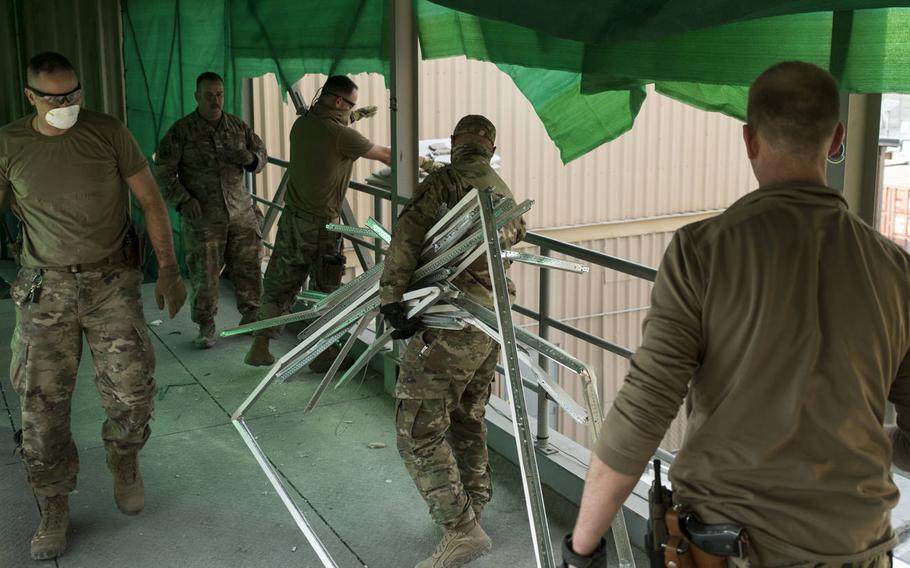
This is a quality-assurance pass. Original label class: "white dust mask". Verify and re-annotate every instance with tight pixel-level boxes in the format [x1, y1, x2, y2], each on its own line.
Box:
[45, 105, 81, 130]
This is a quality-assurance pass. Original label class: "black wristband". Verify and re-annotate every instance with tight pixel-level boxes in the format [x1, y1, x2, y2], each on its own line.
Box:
[561, 534, 607, 568]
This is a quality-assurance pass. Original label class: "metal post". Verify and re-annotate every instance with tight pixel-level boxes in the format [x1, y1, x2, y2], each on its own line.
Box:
[390, 0, 419, 221]
[536, 247, 552, 446]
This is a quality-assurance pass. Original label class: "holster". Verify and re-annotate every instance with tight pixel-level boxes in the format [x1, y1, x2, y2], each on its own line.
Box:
[124, 224, 146, 270]
[665, 509, 728, 568]
[320, 252, 346, 287]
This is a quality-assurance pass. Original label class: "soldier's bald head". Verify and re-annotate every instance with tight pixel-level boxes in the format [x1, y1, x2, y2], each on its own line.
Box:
[747, 62, 840, 158]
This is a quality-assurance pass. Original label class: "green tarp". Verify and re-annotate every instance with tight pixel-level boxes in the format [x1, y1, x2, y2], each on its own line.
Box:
[123, 1, 910, 167]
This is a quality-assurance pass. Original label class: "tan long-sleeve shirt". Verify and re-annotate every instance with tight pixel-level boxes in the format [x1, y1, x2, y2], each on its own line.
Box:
[596, 183, 910, 563]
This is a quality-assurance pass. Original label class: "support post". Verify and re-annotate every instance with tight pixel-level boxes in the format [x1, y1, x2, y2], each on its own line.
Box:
[536, 247, 552, 446]
[390, 0, 419, 222]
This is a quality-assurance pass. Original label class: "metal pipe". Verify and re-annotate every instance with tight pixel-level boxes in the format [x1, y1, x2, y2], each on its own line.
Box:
[513, 304, 635, 359]
[524, 233, 657, 282]
[537, 247, 551, 444]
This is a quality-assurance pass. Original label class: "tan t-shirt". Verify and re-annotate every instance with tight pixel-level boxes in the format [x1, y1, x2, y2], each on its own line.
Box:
[0, 109, 147, 268]
[595, 184, 910, 563]
[284, 102, 374, 219]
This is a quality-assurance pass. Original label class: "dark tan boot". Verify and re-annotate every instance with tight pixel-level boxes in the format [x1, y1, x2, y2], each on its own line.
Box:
[30, 494, 70, 560]
[193, 321, 216, 349]
[108, 452, 144, 515]
[238, 310, 258, 327]
[415, 519, 492, 568]
[245, 335, 275, 366]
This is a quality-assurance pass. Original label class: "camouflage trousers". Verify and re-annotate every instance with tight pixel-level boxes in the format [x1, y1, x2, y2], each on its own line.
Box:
[728, 550, 892, 568]
[9, 266, 156, 498]
[395, 326, 498, 529]
[183, 210, 262, 326]
[255, 210, 344, 338]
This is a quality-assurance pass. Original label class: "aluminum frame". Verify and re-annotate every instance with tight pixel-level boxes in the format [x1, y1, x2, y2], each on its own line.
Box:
[232, 189, 635, 568]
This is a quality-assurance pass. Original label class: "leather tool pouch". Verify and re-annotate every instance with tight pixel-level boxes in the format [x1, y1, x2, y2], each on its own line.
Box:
[664, 509, 729, 568]
[664, 506, 746, 568]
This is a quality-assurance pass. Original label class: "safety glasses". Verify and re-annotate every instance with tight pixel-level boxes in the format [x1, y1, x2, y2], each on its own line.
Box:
[325, 91, 356, 109]
[27, 83, 82, 106]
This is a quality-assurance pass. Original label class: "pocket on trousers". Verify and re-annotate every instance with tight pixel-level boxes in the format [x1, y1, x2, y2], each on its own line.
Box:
[10, 339, 29, 396]
[395, 330, 451, 399]
[9, 269, 34, 305]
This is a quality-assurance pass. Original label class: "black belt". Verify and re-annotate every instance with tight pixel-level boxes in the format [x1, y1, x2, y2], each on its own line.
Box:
[39, 249, 129, 273]
[286, 208, 337, 224]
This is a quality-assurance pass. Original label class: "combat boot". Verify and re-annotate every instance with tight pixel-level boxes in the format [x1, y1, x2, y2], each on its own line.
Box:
[30, 494, 70, 560]
[238, 310, 258, 327]
[107, 452, 144, 515]
[308, 345, 355, 373]
[193, 321, 216, 349]
[245, 336, 275, 366]
[415, 519, 492, 568]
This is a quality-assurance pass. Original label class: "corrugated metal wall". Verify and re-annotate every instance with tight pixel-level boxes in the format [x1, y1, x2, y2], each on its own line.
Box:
[504, 232, 687, 450]
[249, 55, 756, 451]
[251, 55, 756, 232]
[0, 0, 125, 126]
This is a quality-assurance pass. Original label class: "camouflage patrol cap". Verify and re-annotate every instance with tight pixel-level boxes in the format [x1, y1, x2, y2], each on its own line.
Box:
[452, 115, 496, 146]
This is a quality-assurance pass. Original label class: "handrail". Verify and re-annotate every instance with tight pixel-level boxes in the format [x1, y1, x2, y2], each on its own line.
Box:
[254, 155, 665, 458]
[523, 233, 658, 282]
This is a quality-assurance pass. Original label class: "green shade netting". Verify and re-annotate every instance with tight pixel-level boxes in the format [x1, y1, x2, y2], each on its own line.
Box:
[123, 1, 910, 167]
[427, 0, 910, 44]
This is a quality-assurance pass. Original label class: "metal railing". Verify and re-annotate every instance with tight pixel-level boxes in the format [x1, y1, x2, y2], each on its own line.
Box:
[252, 155, 660, 452]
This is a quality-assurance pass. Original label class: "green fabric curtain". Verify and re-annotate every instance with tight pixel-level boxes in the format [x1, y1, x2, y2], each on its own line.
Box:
[122, 1, 910, 168]
[427, 0, 910, 44]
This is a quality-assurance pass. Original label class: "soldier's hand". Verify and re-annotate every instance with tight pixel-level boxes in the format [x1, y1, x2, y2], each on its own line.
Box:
[350, 105, 378, 123]
[560, 534, 607, 568]
[180, 199, 203, 221]
[380, 302, 421, 340]
[418, 155, 440, 173]
[222, 147, 255, 167]
[154, 265, 187, 319]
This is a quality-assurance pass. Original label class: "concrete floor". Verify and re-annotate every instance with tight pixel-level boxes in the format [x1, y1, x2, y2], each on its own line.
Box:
[1, 263, 623, 568]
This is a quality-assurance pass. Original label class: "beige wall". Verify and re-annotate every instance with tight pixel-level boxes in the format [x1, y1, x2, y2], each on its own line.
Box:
[248, 55, 756, 451]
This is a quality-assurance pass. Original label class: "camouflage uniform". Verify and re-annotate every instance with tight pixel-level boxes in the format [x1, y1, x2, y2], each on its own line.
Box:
[255, 212, 345, 338]
[381, 117, 526, 530]
[155, 111, 267, 326]
[254, 102, 373, 338]
[9, 266, 156, 497]
[0, 108, 157, 501]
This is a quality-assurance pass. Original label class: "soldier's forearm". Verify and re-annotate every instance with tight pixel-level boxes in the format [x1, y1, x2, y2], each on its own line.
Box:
[570, 455, 638, 557]
[143, 200, 179, 269]
[127, 167, 179, 269]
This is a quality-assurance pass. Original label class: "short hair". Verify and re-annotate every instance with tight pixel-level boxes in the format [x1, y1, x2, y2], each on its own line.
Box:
[747, 61, 840, 155]
[322, 75, 358, 98]
[26, 52, 75, 83]
[196, 72, 224, 90]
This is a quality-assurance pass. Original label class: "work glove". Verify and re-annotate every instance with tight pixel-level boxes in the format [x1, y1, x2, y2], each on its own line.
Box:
[222, 146, 255, 167]
[155, 264, 187, 319]
[560, 534, 607, 568]
[179, 198, 203, 221]
[350, 105, 378, 123]
[418, 155, 440, 173]
[380, 302, 421, 340]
